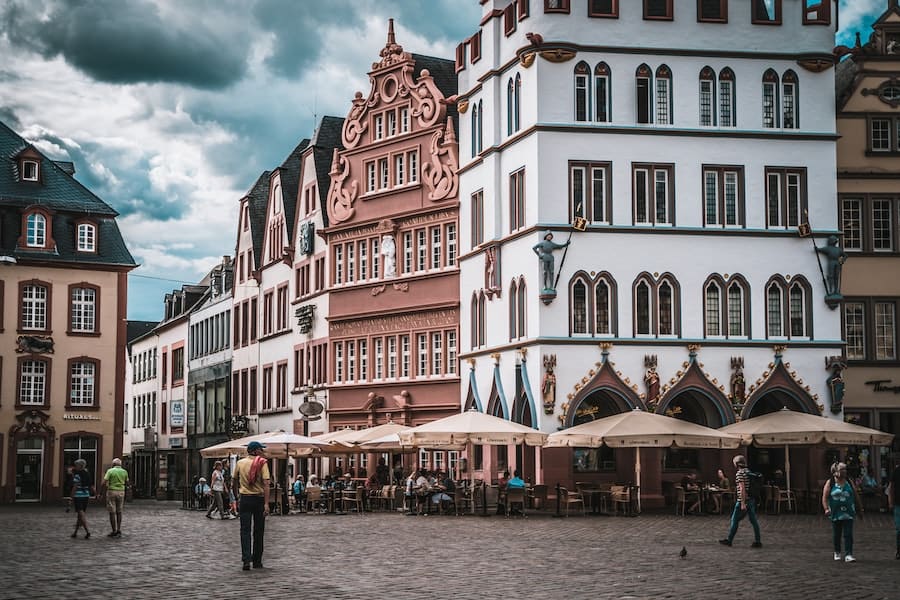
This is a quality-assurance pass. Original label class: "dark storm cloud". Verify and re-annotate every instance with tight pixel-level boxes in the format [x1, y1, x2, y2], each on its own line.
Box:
[0, 0, 251, 89]
[252, 0, 365, 78]
[0, 105, 22, 130]
[388, 1, 482, 42]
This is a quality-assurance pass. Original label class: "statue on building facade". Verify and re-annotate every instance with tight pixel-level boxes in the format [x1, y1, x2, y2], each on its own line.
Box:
[826, 356, 847, 415]
[815, 235, 847, 307]
[730, 356, 746, 410]
[542, 354, 557, 415]
[644, 354, 660, 411]
[381, 234, 396, 278]
[532, 232, 569, 293]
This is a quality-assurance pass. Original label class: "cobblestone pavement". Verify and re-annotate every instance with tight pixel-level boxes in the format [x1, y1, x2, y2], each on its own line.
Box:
[0, 501, 896, 600]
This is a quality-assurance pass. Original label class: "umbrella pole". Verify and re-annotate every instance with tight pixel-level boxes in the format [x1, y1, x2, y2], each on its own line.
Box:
[468, 441, 475, 515]
[635, 447, 642, 515]
[785, 444, 791, 492]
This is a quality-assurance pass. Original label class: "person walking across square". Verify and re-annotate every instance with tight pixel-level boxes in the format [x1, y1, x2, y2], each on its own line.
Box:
[823, 462, 859, 562]
[233, 441, 270, 570]
[206, 461, 228, 519]
[719, 455, 762, 548]
[101, 458, 129, 537]
[70, 459, 95, 539]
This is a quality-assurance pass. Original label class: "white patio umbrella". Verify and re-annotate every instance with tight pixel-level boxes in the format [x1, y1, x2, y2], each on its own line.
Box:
[199, 431, 329, 459]
[200, 432, 277, 458]
[398, 409, 547, 513]
[720, 407, 895, 491]
[546, 408, 742, 512]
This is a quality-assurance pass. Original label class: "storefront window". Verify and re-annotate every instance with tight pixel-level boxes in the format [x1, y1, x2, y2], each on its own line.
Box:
[663, 448, 698, 470]
[573, 447, 615, 472]
[63, 435, 99, 478]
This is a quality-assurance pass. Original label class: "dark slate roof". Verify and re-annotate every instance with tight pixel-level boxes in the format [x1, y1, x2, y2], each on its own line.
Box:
[127, 320, 158, 345]
[412, 53, 458, 132]
[275, 138, 309, 244]
[835, 56, 860, 111]
[310, 116, 345, 228]
[0, 121, 117, 216]
[244, 170, 271, 271]
[0, 120, 136, 267]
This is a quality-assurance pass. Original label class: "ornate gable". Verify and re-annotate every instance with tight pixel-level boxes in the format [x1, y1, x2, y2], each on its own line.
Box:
[657, 345, 735, 426]
[742, 347, 820, 419]
[561, 345, 641, 427]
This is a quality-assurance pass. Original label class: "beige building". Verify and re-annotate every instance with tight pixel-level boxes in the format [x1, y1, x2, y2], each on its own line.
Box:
[836, 0, 900, 482]
[0, 121, 135, 503]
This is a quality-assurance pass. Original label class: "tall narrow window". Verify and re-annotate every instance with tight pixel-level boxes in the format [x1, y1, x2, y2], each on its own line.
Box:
[359, 240, 368, 281]
[471, 190, 484, 246]
[416, 229, 427, 272]
[658, 279, 674, 335]
[782, 70, 798, 129]
[844, 302, 865, 360]
[767, 283, 784, 337]
[871, 118, 891, 152]
[699, 67, 716, 126]
[655, 65, 672, 125]
[388, 336, 397, 378]
[510, 168, 526, 231]
[574, 62, 591, 122]
[430, 226, 442, 269]
[401, 335, 410, 377]
[366, 162, 376, 193]
[789, 283, 807, 337]
[408, 150, 418, 183]
[594, 63, 611, 122]
[374, 337, 384, 380]
[841, 198, 862, 251]
[636, 64, 652, 124]
[374, 114, 384, 140]
[635, 279, 652, 335]
[570, 162, 610, 224]
[762, 70, 779, 128]
[395, 154, 405, 186]
[417, 334, 428, 376]
[402, 232, 412, 274]
[803, 0, 831, 25]
[572, 278, 588, 334]
[19, 359, 48, 405]
[752, 0, 781, 24]
[516, 279, 526, 338]
[766, 168, 806, 229]
[431, 332, 443, 376]
[476, 100, 483, 153]
[509, 280, 519, 340]
[872, 198, 893, 251]
[70, 286, 96, 333]
[727, 282, 746, 337]
[387, 110, 397, 137]
[471, 102, 480, 157]
[718, 68, 735, 127]
[704, 166, 744, 227]
[595, 278, 612, 335]
[447, 331, 457, 375]
[371, 237, 380, 279]
[875, 302, 896, 360]
[379, 158, 389, 189]
[514, 74, 522, 132]
[705, 282, 722, 336]
[22, 283, 48, 330]
[446, 223, 457, 267]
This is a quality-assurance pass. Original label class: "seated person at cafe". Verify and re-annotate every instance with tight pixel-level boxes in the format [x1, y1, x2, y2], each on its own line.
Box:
[431, 471, 456, 513]
[496, 471, 511, 515]
[711, 468, 730, 514]
[292, 475, 305, 510]
[342, 473, 355, 490]
[773, 469, 787, 489]
[680, 473, 701, 515]
[506, 470, 527, 515]
[415, 470, 432, 515]
[404, 470, 419, 514]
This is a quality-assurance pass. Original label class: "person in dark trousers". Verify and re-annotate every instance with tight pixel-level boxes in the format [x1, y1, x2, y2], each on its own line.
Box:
[822, 462, 859, 562]
[719, 455, 762, 548]
[70, 459, 95, 539]
[233, 441, 270, 570]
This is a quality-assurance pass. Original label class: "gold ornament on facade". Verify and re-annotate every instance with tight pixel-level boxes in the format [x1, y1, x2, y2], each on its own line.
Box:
[467, 358, 476, 369]
[457, 99, 469, 113]
[491, 353, 501, 364]
[520, 52, 536, 68]
[539, 49, 576, 63]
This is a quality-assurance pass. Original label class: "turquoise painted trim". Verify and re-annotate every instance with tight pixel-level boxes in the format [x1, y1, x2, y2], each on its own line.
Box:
[468, 369, 483, 412]
[518, 360, 539, 426]
[493, 364, 510, 419]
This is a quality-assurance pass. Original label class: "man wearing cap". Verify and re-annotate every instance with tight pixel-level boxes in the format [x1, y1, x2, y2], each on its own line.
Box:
[101, 458, 129, 537]
[233, 441, 270, 570]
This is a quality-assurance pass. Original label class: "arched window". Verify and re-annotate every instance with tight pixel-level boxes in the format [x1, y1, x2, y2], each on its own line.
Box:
[517, 277, 526, 338]
[26, 212, 46, 247]
[699, 66, 716, 126]
[507, 78, 515, 135]
[636, 64, 653, 124]
[509, 279, 518, 340]
[762, 69, 780, 128]
[704, 280, 723, 337]
[572, 277, 589, 334]
[471, 101, 480, 157]
[478, 292, 487, 346]
[782, 69, 798, 129]
[718, 67, 736, 127]
[766, 281, 785, 337]
[594, 62, 611, 122]
[594, 276, 613, 335]
[514, 73, 522, 132]
[634, 277, 652, 335]
[657, 278, 675, 335]
[477, 100, 483, 152]
[655, 65, 672, 125]
[727, 280, 747, 337]
[470, 293, 479, 347]
[789, 280, 808, 337]
[574, 61, 591, 122]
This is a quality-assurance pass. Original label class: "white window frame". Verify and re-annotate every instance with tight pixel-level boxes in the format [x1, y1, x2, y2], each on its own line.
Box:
[71, 287, 96, 333]
[77, 223, 96, 252]
[22, 284, 48, 330]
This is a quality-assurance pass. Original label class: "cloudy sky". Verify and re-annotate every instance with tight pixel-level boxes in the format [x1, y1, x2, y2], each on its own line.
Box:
[0, 0, 886, 321]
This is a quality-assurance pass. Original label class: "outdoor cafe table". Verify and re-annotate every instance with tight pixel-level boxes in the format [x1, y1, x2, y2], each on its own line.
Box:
[578, 486, 612, 515]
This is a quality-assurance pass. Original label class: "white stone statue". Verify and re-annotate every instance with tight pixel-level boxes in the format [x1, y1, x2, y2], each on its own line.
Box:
[381, 234, 396, 277]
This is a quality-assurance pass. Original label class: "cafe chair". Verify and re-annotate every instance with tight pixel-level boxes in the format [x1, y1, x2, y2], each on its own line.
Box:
[675, 486, 699, 516]
[774, 486, 796, 515]
[559, 487, 586, 517]
[343, 488, 365, 514]
[506, 488, 526, 518]
[611, 485, 632, 516]
[305, 487, 326, 514]
[528, 484, 548, 510]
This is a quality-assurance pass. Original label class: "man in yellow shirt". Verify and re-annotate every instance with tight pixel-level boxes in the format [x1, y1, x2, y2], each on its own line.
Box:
[101, 458, 129, 537]
[233, 441, 270, 570]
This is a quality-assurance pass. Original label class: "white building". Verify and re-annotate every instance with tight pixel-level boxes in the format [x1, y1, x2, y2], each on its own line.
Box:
[456, 0, 842, 504]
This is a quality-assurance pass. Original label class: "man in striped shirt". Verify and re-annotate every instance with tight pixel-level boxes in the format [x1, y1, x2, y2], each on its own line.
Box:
[719, 455, 762, 548]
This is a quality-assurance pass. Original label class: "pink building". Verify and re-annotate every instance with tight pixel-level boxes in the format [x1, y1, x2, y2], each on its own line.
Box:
[324, 22, 461, 442]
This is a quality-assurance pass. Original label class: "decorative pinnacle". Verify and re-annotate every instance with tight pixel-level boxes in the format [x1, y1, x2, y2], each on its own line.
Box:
[387, 18, 395, 46]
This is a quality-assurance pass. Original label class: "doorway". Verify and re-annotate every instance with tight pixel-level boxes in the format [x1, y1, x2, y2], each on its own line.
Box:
[16, 438, 44, 502]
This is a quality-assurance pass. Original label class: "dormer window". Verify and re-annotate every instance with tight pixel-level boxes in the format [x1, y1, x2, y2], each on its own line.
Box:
[77, 222, 97, 252]
[22, 160, 39, 181]
[26, 213, 46, 247]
